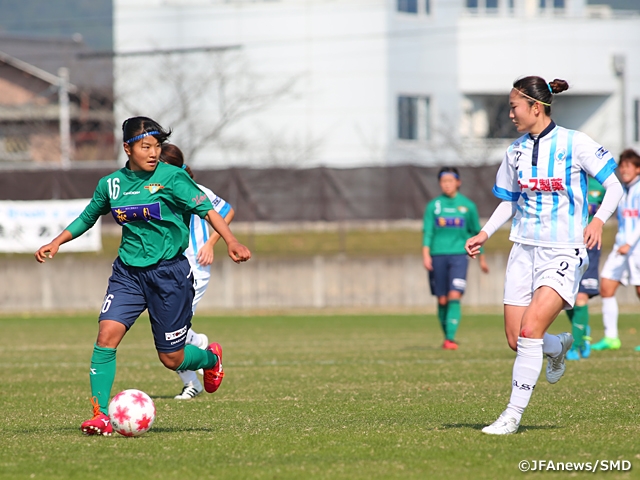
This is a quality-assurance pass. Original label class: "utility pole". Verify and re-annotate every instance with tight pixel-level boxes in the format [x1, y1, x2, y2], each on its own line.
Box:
[58, 67, 71, 169]
[613, 54, 626, 152]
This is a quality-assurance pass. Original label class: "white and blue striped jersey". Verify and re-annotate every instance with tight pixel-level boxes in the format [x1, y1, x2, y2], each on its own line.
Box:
[614, 177, 640, 250]
[184, 184, 232, 276]
[493, 122, 617, 248]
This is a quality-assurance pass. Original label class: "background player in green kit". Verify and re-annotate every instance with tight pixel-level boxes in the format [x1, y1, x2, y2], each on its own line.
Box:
[34, 116, 251, 436]
[422, 167, 489, 349]
[564, 176, 605, 360]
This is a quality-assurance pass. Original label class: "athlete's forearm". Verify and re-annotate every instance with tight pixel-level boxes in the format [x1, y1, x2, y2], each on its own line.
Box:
[594, 175, 623, 224]
[481, 201, 516, 238]
[207, 207, 234, 247]
[205, 210, 238, 245]
[50, 229, 74, 247]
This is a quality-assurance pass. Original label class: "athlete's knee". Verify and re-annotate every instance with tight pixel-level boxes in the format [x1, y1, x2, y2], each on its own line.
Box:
[447, 291, 462, 301]
[519, 326, 536, 339]
[158, 352, 183, 370]
[96, 320, 126, 349]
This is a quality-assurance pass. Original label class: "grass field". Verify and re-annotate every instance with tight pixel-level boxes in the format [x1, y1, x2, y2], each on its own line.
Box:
[1, 312, 639, 479]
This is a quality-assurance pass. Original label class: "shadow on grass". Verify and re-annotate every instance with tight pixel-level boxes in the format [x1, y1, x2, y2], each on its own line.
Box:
[440, 423, 559, 432]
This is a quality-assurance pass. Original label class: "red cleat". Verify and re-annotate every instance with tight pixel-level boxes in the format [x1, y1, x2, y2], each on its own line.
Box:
[443, 339, 459, 350]
[81, 397, 113, 436]
[203, 343, 225, 393]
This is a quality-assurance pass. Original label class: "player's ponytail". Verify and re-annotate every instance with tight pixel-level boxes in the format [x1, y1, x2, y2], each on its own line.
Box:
[159, 144, 195, 180]
[513, 76, 569, 116]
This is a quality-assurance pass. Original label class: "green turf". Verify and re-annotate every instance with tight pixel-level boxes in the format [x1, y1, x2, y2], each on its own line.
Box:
[0, 312, 638, 479]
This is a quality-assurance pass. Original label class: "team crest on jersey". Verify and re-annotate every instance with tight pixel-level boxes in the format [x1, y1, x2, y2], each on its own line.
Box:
[144, 183, 165, 194]
[457, 206, 468, 213]
[111, 202, 162, 225]
[555, 148, 567, 163]
[595, 146, 609, 159]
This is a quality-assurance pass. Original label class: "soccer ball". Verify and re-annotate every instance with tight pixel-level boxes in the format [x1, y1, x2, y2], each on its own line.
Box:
[108, 389, 156, 437]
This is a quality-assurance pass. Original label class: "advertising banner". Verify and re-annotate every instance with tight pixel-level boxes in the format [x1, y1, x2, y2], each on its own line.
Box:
[0, 200, 101, 252]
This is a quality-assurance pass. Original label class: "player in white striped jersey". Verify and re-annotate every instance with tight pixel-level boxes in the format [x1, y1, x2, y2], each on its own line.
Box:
[160, 144, 235, 399]
[465, 76, 623, 435]
[591, 149, 640, 352]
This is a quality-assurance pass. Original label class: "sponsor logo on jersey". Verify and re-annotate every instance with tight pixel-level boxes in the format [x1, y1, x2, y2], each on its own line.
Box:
[165, 326, 188, 341]
[622, 208, 639, 218]
[595, 146, 609, 159]
[435, 216, 465, 227]
[110, 202, 162, 225]
[518, 177, 565, 192]
[123, 191, 140, 196]
[588, 203, 599, 216]
[555, 148, 567, 163]
[144, 183, 165, 194]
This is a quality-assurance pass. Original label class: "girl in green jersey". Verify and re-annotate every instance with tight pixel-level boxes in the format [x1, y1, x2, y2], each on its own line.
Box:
[35, 117, 251, 436]
[422, 167, 489, 350]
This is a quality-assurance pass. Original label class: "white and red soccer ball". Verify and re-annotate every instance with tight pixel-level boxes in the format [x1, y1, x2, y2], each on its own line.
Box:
[108, 389, 156, 437]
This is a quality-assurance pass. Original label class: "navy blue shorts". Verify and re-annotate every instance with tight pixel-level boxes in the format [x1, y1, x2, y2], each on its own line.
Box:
[428, 254, 469, 297]
[578, 246, 601, 297]
[99, 255, 195, 353]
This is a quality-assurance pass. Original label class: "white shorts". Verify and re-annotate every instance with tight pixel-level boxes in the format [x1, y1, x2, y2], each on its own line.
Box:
[191, 271, 211, 314]
[503, 243, 589, 309]
[600, 248, 640, 286]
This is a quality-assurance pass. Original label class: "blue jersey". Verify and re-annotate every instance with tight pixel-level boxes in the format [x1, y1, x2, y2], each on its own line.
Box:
[614, 177, 640, 251]
[493, 122, 617, 248]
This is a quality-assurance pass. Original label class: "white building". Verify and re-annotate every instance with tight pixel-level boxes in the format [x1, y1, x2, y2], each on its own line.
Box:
[114, 0, 640, 168]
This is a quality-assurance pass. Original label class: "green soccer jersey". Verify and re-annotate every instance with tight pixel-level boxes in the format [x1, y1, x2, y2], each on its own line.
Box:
[66, 162, 213, 267]
[422, 193, 482, 256]
[587, 176, 605, 221]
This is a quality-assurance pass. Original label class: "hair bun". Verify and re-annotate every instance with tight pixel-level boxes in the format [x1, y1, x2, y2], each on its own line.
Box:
[548, 79, 569, 94]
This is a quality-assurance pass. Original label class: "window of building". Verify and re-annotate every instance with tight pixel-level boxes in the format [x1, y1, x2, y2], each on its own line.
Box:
[634, 99, 640, 143]
[486, 0, 498, 8]
[467, 0, 479, 8]
[464, 95, 518, 139]
[398, 96, 430, 141]
[425, 0, 431, 15]
[553, 0, 565, 7]
[397, 0, 418, 13]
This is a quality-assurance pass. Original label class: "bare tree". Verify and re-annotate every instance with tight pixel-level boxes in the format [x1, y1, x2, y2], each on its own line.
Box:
[115, 49, 313, 165]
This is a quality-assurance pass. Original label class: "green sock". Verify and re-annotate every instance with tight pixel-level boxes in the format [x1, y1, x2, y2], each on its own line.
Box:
[437, 304, 448, 337]
[565, 308, 575, 322]
[571, 305, 589, 348]
[90, 344, 117, 415]
[445, 300, 461, 341]
[177, 344, 217, 372]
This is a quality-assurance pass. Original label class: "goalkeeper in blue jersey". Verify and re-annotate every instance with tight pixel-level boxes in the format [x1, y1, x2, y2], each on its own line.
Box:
[35, 117, 251, 436]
